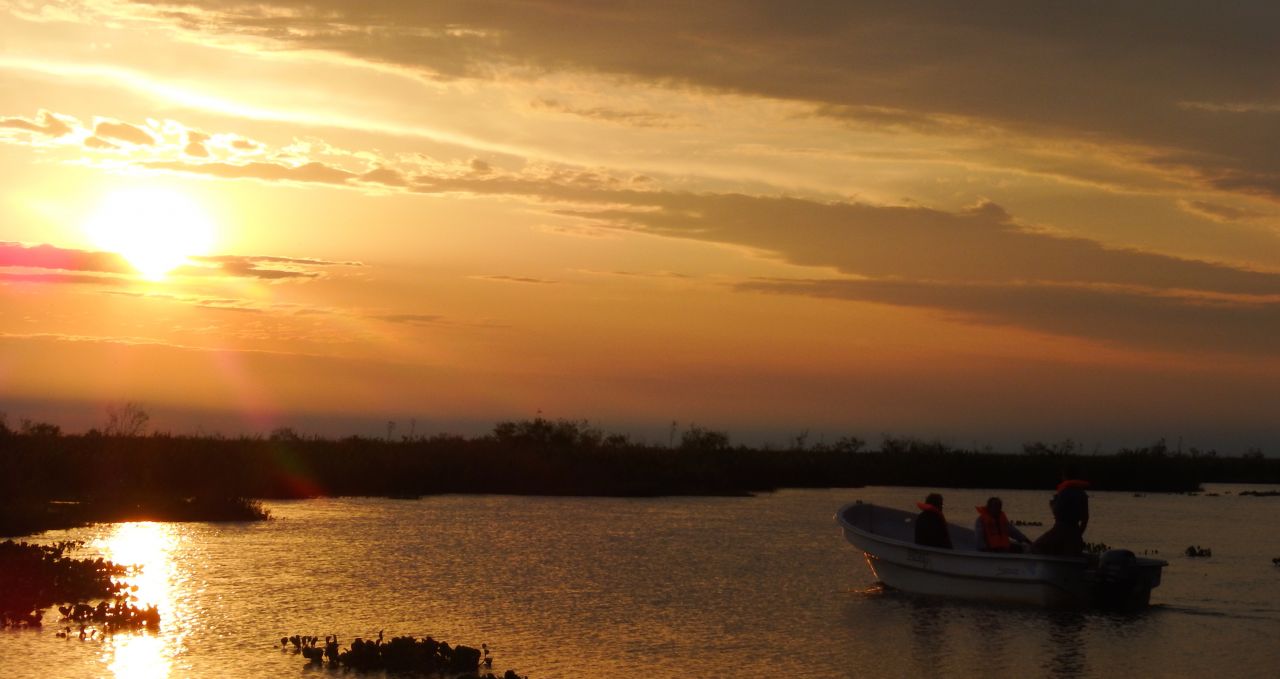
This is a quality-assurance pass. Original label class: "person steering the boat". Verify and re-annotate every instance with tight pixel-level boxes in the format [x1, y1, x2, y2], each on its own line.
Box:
[914, 492, 953, 549]
[973, 497, 1032, 552]
[1031, 465, 1091, 555]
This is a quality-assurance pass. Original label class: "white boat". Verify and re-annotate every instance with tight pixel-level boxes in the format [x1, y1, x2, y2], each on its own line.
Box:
[835, 501, 1167, 609]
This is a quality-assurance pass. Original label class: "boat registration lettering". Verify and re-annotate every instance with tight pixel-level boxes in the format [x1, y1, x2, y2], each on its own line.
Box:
[906, 549, 931, 568]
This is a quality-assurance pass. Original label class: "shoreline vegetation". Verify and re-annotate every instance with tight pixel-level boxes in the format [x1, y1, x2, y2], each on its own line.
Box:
[2, 414, 1277, 538]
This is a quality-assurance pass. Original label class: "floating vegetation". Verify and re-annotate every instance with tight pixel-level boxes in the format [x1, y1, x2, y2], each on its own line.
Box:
[281, 631, 526, 678]
[57, 600, 159, 630]
[1272, 557, 1279, 566]
[1239, 490, 1280, 497]
[1084, 541, 1112, 554]
[0, 540, 130, 628]
[1012, 520, 1043, 526]
[1185, 545, 1212, 557]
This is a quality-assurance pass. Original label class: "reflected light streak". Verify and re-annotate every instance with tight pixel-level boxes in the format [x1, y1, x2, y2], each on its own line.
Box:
[98, 522, 177, 609]
[107, 633, 171, 679]
[94, 522, 181, 679]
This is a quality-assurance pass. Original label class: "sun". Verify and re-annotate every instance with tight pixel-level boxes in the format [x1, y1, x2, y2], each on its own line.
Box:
[84, 187, 216, 280]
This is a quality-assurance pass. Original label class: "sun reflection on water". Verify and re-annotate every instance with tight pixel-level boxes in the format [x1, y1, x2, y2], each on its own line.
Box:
[92, 522, 185, 679]
[98, 522, 177, 609]
[107, 633, 171, 679]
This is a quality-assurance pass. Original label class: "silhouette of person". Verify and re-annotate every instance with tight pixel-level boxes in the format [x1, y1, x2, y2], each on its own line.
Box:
[914, 492, 953, 549]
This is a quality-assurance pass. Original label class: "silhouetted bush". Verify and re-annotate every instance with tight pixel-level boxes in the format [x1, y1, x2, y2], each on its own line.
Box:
[679, 425, 731, 452]
[492, 417, 602, 448]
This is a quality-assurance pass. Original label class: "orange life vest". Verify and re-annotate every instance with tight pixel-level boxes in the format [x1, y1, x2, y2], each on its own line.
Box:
[975, 506, 1011, 551]
[916, 502, 944, 516]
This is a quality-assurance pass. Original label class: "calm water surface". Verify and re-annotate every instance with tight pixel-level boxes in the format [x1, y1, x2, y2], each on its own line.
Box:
[3, 485, 1279, 678]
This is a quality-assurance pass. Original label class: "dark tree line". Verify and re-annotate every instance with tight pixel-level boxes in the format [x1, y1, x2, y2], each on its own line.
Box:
[2, 417, 1274, 511]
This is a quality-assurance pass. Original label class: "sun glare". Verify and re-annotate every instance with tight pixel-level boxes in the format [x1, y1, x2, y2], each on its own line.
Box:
[84, 188, 216, 280]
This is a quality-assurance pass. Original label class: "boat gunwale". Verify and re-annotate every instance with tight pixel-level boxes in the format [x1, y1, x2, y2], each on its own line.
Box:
[836, 501, 1167, 568]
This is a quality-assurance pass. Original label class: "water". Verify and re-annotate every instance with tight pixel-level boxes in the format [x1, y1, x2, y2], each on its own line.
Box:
[3, 485, 1279, 678]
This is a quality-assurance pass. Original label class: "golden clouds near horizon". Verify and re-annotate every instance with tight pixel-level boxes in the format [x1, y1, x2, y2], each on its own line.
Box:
[83, 187, 216, 281]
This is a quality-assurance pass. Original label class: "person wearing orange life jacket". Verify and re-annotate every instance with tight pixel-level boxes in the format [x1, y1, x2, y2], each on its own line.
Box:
[914, 492, 953, 549]
[973, 497, 1032, 552]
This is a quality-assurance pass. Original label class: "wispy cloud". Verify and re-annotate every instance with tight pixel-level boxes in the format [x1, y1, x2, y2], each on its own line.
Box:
[1, 241, 358, 283]
[0, 242, 131, 274]
[186, 254, 362, 280]
[72, 1, 1280, 202]
[0, 271, 127, 286]
[1177, 199, 1268, 224]
[106, 139, 1280, 303]
[372, 313, 446, 325]
[577, 269, 693, 280]
[471, 275, 558, 285]
[740, 278, 1280, 356]
[141, 159, 360, 185]
[530, 98, 677, 128]
[100, 290, 266, 313]
[93, 119, 156, 146]
[0, 109, 72, 137]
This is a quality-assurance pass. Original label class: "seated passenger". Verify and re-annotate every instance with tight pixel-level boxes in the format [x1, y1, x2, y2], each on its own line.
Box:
[914, 492, 953, 549]
[973, 497, 1032, 552]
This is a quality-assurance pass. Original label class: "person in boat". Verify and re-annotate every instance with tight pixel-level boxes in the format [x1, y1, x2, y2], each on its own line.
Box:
[1031, 465, 1090, 555]
[973, 497, 1032, 553]
[914, 492, 953, 549]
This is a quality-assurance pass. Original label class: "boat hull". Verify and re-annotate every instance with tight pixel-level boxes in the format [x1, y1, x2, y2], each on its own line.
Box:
[837, 502, 1164, 609]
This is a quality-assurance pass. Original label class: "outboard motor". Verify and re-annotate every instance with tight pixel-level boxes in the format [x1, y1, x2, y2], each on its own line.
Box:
[1092, 549, 1143, 609]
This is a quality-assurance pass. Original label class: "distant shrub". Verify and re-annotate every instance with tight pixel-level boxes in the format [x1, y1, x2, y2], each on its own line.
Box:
[103, 402, 150, 437]
[18, 419, 60, 437]
[269, 427, 303, 442]
[680, 425, 730, 452]
[492, 417, 603, 448]
[831, 436, 867, 454]
[1022, 439, 1079, 456]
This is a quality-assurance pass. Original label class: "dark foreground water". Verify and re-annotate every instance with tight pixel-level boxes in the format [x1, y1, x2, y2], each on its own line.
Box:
[3, 485, 1278, 678]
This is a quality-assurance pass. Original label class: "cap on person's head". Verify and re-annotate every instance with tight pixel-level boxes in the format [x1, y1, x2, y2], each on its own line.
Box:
[926, 493, 944, 507]
[986, 497, 1002, 512]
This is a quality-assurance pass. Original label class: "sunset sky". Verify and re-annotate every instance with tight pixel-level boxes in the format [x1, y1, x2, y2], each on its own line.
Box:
[2, 1, 1277, 450]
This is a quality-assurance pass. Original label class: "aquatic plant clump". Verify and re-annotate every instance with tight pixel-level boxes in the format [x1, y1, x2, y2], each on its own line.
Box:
[282, 632, 526, 678]
[57, 599, 160, 630]
[0, 540, 131, 628]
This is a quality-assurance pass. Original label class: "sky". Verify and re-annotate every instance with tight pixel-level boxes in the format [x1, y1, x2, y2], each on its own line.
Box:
[1, 1, 1277, 451]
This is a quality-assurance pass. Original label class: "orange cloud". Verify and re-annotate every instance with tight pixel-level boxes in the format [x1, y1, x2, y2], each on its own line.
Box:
[0, 110, 73, 137]
[93, 119, 156, 146]
[0, 242, 131, 274]
[741, 278, 1280, 356]
[97, 1, 1280, 201]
